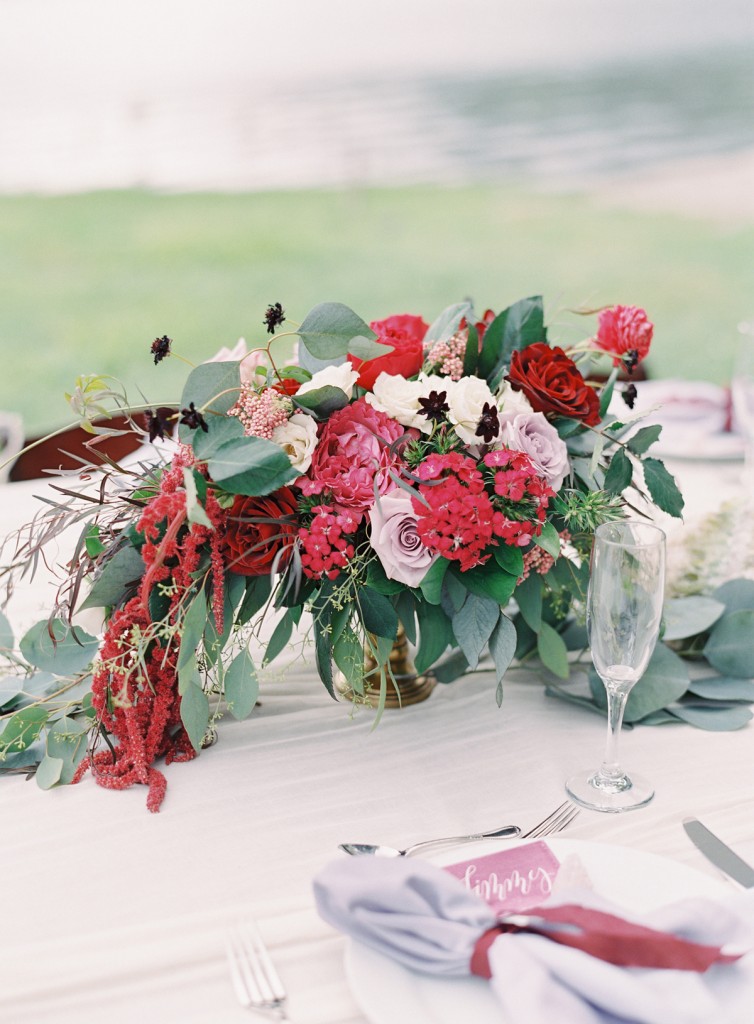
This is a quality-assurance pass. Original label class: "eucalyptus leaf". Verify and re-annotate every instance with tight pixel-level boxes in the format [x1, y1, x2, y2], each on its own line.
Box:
[395, 591, 417, 646]
[47, 715, 88, 783]
[662, 596, 725, 641]
[704, 610, 754, 677]
[365, 560, 405, 595]
[489, 613, 517, 688]
[224, 647, 259, 720]
[451, 592, 499, 670]
[0, 706, 49, 754]
[425, 301, 474, 346]
[313, 612, 336, 699]
[515, 574, 543, 632]
[535, 521, 560, 559]
[190, 413, 244, 460]
[19, 620, 99, 676]
[432, 649, 469, 684]
[622, 644, 690, 721]
[80, 544, 145, 610]
[667, 704, 753, 731]
[293, 385, 350, 418]
[0, 677, 24, 710]
[415, 602, 452, 674]
[264, 612, 294, 666]
[35, 755, 64, 790]
[713, 578, 754, 612]
[297, 302, 376, 360]
[207, 436, 297, 496]
[347, 335, 393, 361]
[537, 621, 570, 679]
[184, 467, 213, 528]
[0, 610, 14, 653]
[333, 629, 365, 694]
[180, 681, 210, 752]
[177, 592, 208, 672]
[686, 676, 754, 701]
[178, 360, 242, 443]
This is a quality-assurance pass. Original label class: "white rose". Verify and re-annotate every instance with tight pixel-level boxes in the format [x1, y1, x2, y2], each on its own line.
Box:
[297, 361, 359, 399]
[445, 375, 499, 445]
[271, 412, 319, 473]
[366, 373, 427, 429]
[497, 380, 534, 416]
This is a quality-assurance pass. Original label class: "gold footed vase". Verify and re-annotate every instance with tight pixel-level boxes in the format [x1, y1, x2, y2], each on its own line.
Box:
[338, 626, 436, 708]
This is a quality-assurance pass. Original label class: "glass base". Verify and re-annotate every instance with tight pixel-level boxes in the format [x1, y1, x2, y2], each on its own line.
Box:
[566, 768, 654, 813]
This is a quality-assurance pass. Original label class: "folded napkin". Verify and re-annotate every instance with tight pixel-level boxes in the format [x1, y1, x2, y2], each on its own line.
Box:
[314, 856, 753, 1024]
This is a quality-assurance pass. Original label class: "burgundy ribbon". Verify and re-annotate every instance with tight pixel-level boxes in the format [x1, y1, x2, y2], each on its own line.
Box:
[470, 903, 743, 979]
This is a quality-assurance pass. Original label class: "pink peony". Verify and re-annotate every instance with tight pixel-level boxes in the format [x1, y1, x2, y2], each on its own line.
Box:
[299, 398, 409, 513]
[594, 306, 653, 367]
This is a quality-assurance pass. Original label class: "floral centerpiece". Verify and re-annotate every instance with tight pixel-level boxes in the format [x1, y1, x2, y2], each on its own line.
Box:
[0, 296, 685, 810]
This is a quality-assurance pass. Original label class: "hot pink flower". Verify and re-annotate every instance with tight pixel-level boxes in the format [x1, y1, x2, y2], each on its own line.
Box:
[299, 398, 409, 513]
[594, 305, 653, 367]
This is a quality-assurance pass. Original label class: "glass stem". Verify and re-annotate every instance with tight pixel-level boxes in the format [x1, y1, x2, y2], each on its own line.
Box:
[600, 686, 629, 782]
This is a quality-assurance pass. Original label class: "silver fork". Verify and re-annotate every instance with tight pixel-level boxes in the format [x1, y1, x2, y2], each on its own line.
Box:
[226, 921, 293, 1021]
[522, 800, 580, 838]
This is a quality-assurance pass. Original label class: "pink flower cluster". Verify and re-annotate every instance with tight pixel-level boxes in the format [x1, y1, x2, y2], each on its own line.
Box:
[230, 383, 292, 439]
[298, 398, 409, 513]
[425, 328, 468, 380]
[299, 505, 359, 580]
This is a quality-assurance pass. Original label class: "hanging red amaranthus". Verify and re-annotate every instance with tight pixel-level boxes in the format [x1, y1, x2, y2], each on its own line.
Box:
[73, 448, 227, 811]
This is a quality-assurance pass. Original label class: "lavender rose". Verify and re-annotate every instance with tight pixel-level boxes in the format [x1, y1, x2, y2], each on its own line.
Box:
[368, 488, 439, 588]
[497, 410, 570, 491]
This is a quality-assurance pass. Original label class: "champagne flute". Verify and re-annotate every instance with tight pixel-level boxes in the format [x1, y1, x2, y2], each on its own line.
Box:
[566, 520, 666, 812]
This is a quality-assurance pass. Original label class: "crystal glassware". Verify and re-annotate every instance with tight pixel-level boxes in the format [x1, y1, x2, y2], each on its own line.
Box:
[566, 520, 666, 812]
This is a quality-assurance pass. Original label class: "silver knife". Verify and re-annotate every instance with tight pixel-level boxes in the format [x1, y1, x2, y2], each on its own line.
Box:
[683, 817, 754, 888]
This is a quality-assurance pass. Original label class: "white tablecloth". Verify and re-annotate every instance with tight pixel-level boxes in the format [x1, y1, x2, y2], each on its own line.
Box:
[1, 458, 752, 1024]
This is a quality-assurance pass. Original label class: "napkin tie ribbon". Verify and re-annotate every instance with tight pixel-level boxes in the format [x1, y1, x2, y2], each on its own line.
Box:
[470, 903, 742, 979]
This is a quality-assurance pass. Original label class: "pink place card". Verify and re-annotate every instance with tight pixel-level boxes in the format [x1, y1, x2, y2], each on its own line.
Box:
[444, 841, 561, 913]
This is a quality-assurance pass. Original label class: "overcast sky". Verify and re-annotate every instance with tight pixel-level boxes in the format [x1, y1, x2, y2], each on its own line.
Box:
[2, 0, 753, 98]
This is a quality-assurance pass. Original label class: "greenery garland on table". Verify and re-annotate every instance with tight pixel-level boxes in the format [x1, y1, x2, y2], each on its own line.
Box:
[0, 293, 743, 812]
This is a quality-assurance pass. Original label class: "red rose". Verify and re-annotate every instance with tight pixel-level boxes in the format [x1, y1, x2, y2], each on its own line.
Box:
[594, 305, 653, 367]
[506, 343, 600, 427]
[223, 487, 299, 576]
[348, 314, 428, 390]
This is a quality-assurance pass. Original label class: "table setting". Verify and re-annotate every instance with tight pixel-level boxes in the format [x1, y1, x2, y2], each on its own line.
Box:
[1, 295, 753, 1023]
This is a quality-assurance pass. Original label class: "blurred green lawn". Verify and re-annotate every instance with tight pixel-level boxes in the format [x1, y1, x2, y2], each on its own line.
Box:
[1, 186, 752, 436]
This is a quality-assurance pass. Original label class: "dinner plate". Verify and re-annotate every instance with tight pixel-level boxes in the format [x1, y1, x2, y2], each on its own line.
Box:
[344, 837, 754, 1024]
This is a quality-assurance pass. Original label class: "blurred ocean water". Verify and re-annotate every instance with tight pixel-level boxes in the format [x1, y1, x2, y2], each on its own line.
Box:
[0, 2, 752, 193]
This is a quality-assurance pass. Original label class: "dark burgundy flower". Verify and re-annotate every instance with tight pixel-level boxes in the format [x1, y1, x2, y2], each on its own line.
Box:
[151, 335, 172, 365]
[144, 409, 170, 442]
[264, 302, 286, 335]
[622, 382, 638, 409]
[475, 401, 500, 444]
[179, 402, 208, 432]
[418, 389, 449, 423]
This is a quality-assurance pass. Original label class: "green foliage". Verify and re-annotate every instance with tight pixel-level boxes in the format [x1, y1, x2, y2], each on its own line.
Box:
[223, 648, 259, 720]
[19, 620, 99, 676]
[206, 436, 298, 496]
[297, 302, 377, 362]
[451, 593, 499, 670]
[478, 296, 546, 390]
[180, 681, 210, 752]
